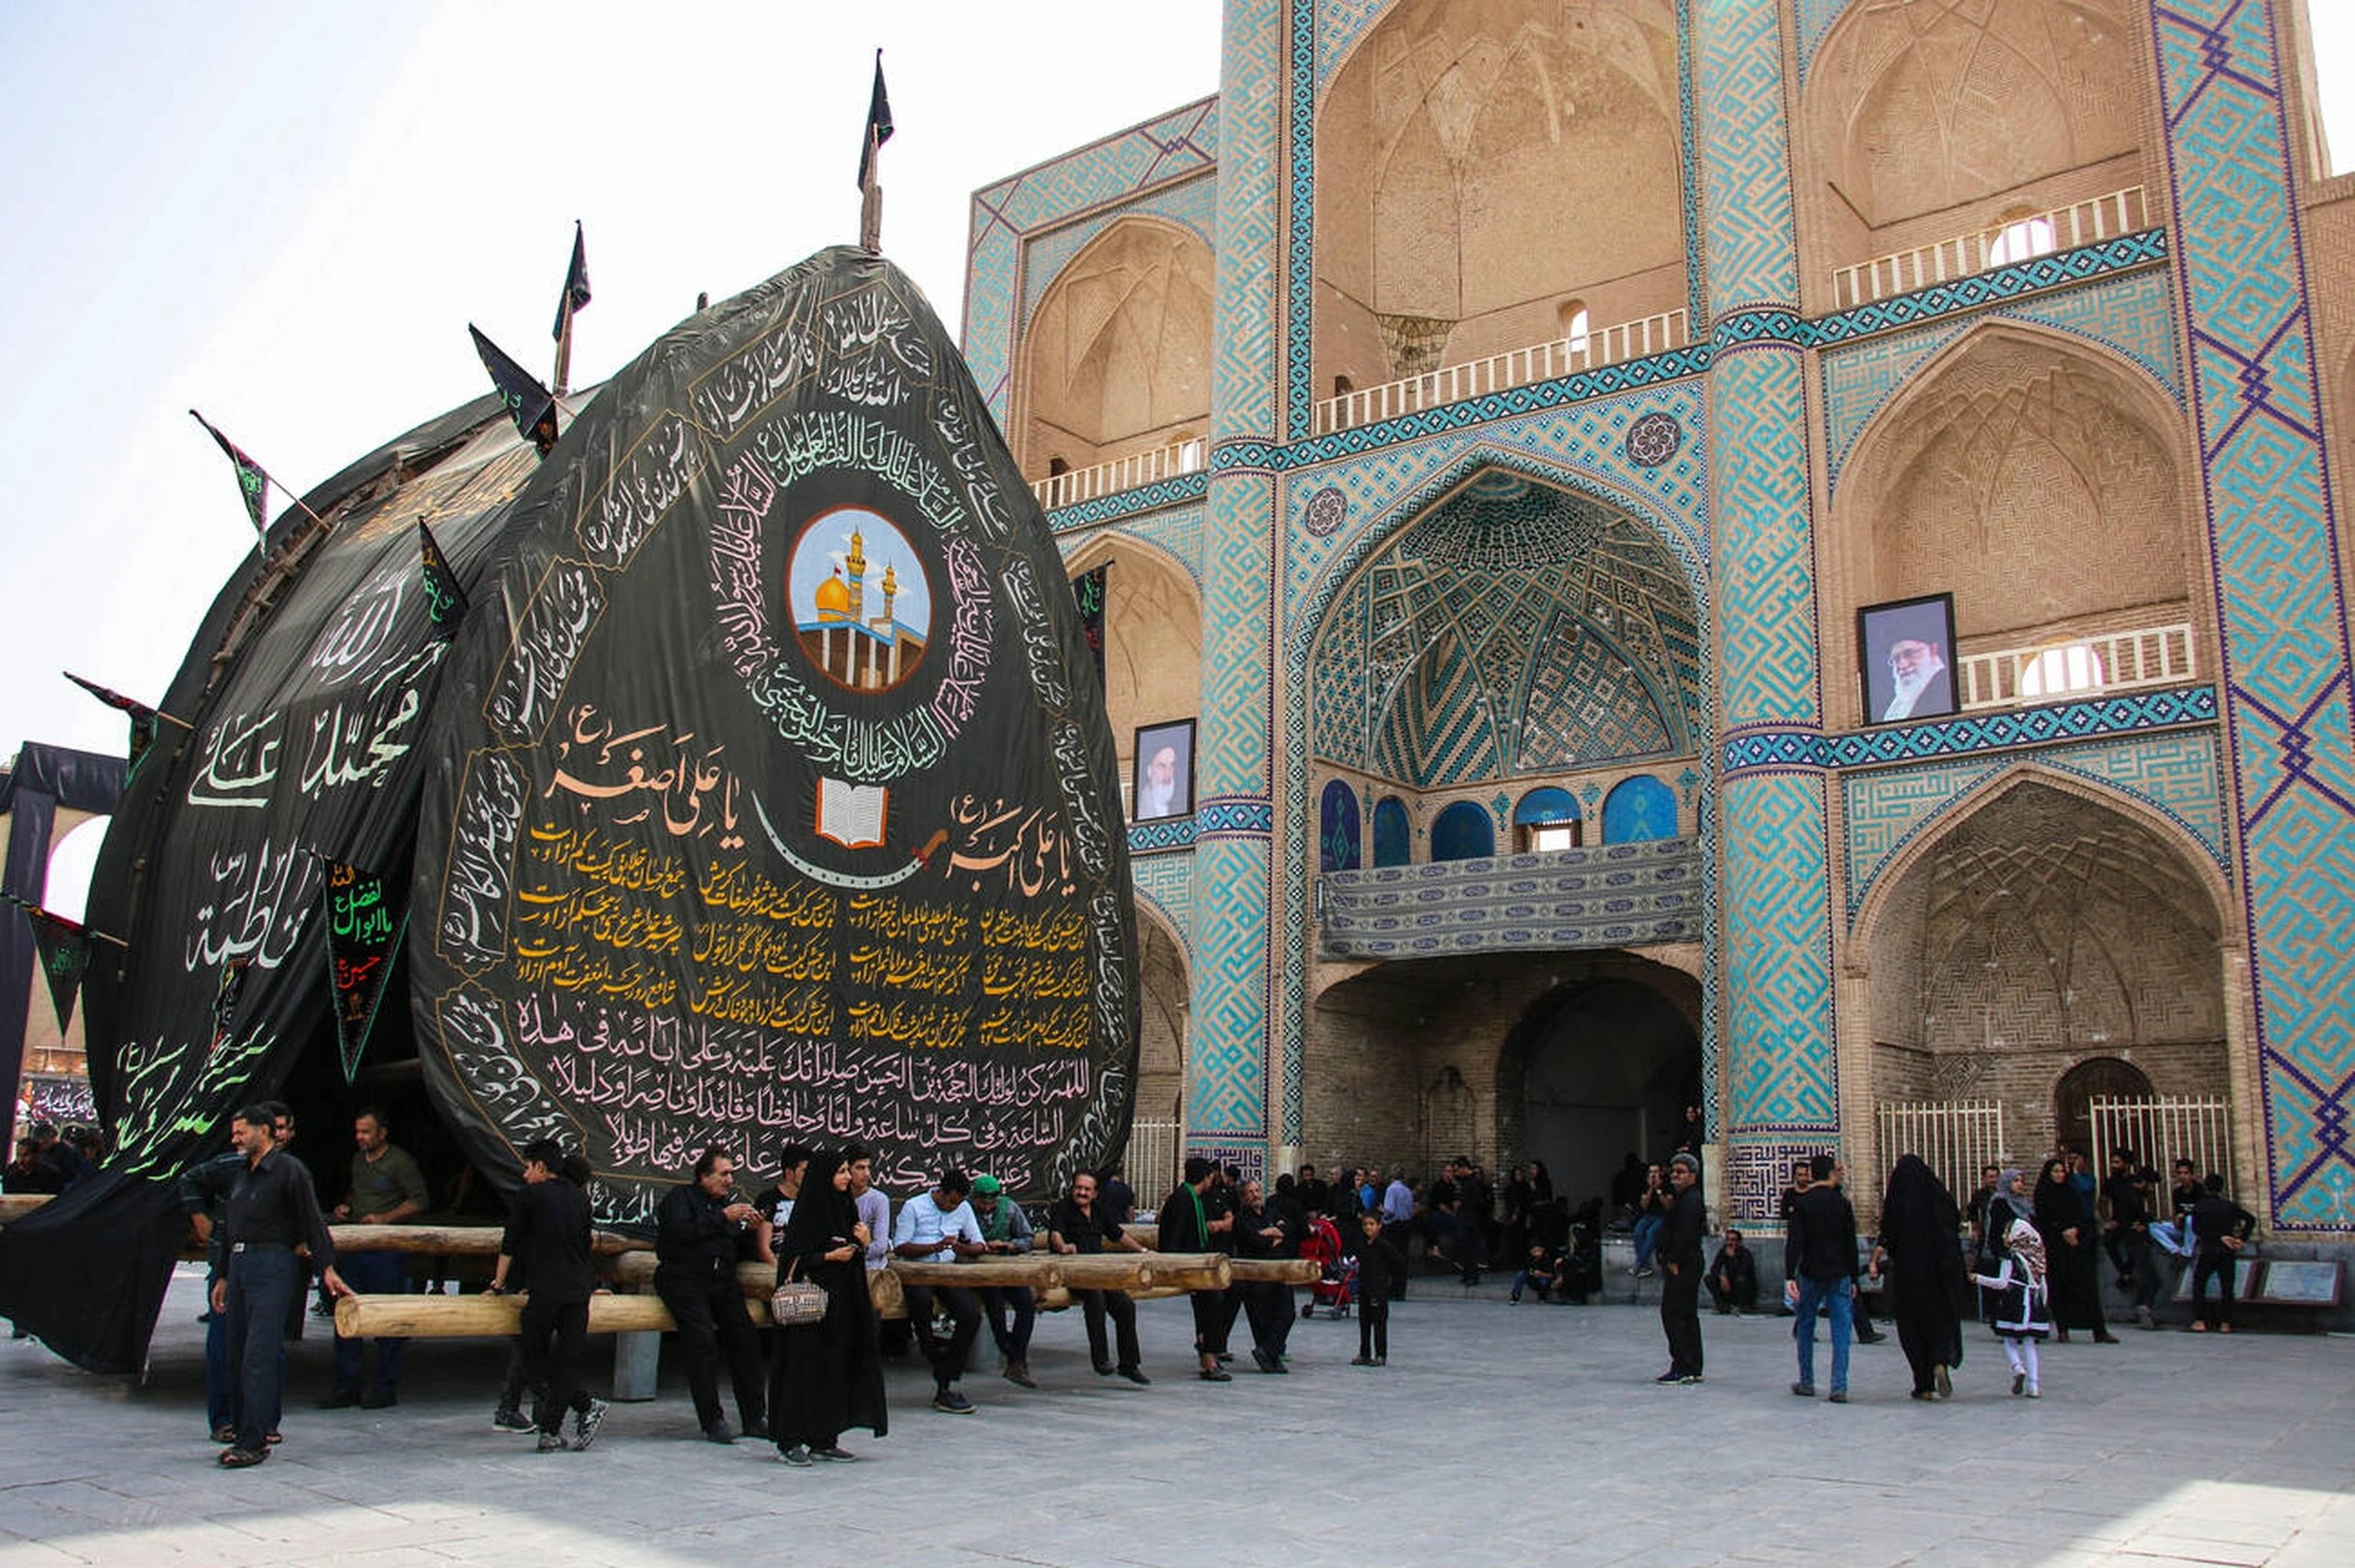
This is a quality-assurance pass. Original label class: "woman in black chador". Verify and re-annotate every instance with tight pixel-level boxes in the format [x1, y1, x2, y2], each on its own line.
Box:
[768, 1150, 887, 1466]
[1878, 1154, 1967, 1402]
[2032, 1157, 2113, 1343]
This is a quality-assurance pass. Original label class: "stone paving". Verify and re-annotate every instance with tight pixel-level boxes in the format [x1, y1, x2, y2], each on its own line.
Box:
[3, 1266, 2351, 1568]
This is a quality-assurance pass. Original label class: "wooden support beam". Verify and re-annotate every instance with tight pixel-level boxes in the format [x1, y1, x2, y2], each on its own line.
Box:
[333, 1290, 776, 1338]
[1052, 1252, 1230, 1291]
[1230, 1257, 1322, 1285]
[0, 1195, 52, 1225]
[325, 1223, 648, 1256]
[888, 1256, 1063, 1290]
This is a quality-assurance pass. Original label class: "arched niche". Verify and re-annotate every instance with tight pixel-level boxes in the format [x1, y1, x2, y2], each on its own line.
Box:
[1800, 0, 2154, 298]
[1835, 324, 2192, 660]
[1430, 799, 1495, 862]
[1373, 796, 1413, 867]
[1020, 217, 1212, 478]
[1855, 772, 2229, 1154]
[1601, 774, 1675, 842]
[1064, 538, 1201, 795]
[1314, 0, 1687, 397]
[1134, 903, 1192, 1127]
[1320, 779, 1363, 872]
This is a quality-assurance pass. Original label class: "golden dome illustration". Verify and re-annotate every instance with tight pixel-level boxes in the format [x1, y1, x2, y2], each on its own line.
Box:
[813, 567, 851, 620]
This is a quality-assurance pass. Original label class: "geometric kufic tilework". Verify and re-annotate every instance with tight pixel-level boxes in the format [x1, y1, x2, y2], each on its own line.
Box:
[1131, 845, 1196, 964]
[1710, 343, 1820, 727]
[2153, 0, 2355, 1230]
[1721, 771, 1836, 1132]
[1187, 835, 1269, 1138]
[1286, 0, 1316, 444]
[1696, 0, 1800, 316]
[1728, 1139, 1840, 1224]
[1809, 232, 2173, 348]
[1820, 266, 2185, 493]
[1217, 0, 1285, 447]
[1315, 0, 1389, 95]
[1841, 728, 2228, 928]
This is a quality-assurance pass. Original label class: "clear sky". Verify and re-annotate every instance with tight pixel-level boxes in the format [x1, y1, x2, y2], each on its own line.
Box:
[2, 0, 2352, 786]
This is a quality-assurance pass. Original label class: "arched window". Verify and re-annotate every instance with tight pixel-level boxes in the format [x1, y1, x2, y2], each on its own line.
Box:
[1373, 797, 1412, 867]
[2018, 645, 2105, 700]
[1047, 456, 1070, 477]
[1986, 212, 2057, 267]
[1558, 300, 1591, 362]
[1177, 437, 1206, 473]
[1514, 785, 1582, 852]
[1430, 800, 1495, 862]
[1334, 373, 1356, 398]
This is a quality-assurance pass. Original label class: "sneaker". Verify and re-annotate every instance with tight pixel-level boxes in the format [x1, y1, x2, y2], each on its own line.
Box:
[1634, 1265, 1656, 1278]
[1119, 1367, 1151, 1386]
[1002, 1361, 1036, 1390]
[491, 1408, 535, 1435]
[1350, 1356, 1376, 1367]
[572, 1399, 607, 1451]
[702, 1422, 736, 1445]
[536, 1431, 569, 1453]
[811, 1445, 857, 1462]
[1678, 1374, 1703, 1386]
[1828, 1391, 1848, 1403]
[932, 1391, 975, 1414]
[1372, 1356, 1386, 1367]
[1093, 1361, 1116, 1377]
[1790, 1382, 1816, 1397]
[778, 1444, 812, 1467]
[1656, 1370, 1685, 1384]
[2026, 1384, 2042, 1398]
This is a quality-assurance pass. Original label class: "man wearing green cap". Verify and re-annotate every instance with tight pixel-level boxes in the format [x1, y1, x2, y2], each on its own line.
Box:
[970, 1175, 1038, 1389]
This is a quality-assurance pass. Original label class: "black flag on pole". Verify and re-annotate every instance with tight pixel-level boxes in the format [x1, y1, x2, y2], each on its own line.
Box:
[469, 325, 559, 454]
[318, 857, 401, 1082]
[2, 895, 89, 1033]
[188, 409, 271, 541]
[63, 670, 162, 777]
[857, 50, 893, 189]
[208, 956, 252, 1058]
[418, 520, 468, 635]
[552, 221, 592, 340]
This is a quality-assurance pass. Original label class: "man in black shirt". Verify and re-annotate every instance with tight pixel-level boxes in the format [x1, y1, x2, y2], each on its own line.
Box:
[490, 1139, 604, 1451]
[653, 1147, 768, 1444]
[1706, 1228, 1759, 1314]
[1046, 1170, 1149, 1383]
[2187, 1175, 2257, 1333]
[1784, 1153, 1859, 1402]
[2103, 1149, 2164, 1329]
[1656, 1151, 1706, 1384]
[214, 1104, 348, 1468]
[1158, 1156, 1234, 1381]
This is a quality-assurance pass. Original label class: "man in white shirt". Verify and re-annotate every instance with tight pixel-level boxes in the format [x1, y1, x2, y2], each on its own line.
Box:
[891, 1168, 988, 1413]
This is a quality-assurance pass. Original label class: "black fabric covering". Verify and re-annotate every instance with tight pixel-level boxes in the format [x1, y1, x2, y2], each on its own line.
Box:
[0, 395, 529, 1371]
[0, 744, 126, 1097]
[410, 246, 1138, 1225]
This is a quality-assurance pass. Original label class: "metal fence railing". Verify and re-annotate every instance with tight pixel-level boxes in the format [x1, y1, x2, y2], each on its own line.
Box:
[1877, 1099, 2006, 1210]
[2088, 1095, 2233, 1189]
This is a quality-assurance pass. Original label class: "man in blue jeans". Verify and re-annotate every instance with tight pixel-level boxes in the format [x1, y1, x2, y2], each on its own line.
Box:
[214, 1104, 349, 1468]
[1784, 1153, 1858, 1403]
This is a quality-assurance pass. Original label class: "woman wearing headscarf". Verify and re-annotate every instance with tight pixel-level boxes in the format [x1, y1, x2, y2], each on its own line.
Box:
[2033, 1156, 2116, 1344]
[1878, 1154, 1967, 1401]
[768, 1150, 887, 1467]
[1970, 1216, 2054, 1397]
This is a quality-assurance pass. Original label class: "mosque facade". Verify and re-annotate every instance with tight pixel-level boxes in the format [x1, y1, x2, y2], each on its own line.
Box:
[961, 0, 2355, 1234]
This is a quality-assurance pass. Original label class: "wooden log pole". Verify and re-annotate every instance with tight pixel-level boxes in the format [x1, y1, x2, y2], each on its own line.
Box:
[1229, 1257, 1323, 1286]
[1052, 1251, 1231, 1291]
[333, 1291, 776, 1338]
[888, 1256, 1063, 1290]
[0, 1195, 53, 1225]
[324, 1223, 648, 1255]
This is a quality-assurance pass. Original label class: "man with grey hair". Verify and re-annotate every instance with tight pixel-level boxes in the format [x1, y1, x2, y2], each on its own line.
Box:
[1654, 1151, 1706, 1385]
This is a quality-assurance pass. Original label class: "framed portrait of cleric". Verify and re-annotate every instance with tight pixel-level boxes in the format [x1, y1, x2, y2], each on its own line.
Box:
[1858, 593, 1959, 726]
[1132, 719, 1196, 822]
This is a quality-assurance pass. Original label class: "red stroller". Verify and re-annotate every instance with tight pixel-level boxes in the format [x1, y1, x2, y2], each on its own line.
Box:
[1299, 1217, 1355, 1318]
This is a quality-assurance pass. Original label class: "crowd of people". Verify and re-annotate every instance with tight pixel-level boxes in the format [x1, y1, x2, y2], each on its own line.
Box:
[6, 1102, 2255, 1470]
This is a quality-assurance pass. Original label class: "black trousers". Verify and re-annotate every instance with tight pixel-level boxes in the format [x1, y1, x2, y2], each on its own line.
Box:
[901, 1283, 981, 1390]
[1074, 1288, 1141, 1372]
[2191, 1252, 2238, 1328]
[1660, 1265, 1703, 1376]
[519, 1295, 588, 1436]
[1358, 1298, 1390, 1360]
[657, 1271, 766, 1429]
[1242, 1281, 1295, 1358]
[1188, 1288, 1228, 1358]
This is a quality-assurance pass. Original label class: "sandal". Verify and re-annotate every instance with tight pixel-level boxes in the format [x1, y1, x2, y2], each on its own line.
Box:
[218, 1448, 269, 1469]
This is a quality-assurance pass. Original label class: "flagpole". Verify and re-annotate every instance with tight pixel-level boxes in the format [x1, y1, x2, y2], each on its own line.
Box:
[187, 409, 330, 545]
[860, 125, 883, 253]
[554, 300, 575, 397]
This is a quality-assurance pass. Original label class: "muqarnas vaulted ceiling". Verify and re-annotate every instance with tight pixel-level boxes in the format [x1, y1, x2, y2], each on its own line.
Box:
[1311, 472, 1703, 787]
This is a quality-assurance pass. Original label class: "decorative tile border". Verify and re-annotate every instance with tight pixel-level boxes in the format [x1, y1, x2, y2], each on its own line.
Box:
[1129, 817, 1198, 853]
[1043, 472, 1210, 532]
[1724, 685, 2220, 774]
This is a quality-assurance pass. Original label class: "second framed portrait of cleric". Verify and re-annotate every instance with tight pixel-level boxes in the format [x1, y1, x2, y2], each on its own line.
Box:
[1858, 593, 1959, 725]
[1132, 719, 1196, 822]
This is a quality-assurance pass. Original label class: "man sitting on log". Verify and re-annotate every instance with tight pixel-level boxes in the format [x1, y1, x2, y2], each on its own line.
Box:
[891, 1168, 989, 1414]
[321, 1107, 430, 1412]
[968, 1175, 1038, 1390]
[654, 1147, 770, 1444]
